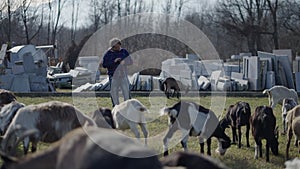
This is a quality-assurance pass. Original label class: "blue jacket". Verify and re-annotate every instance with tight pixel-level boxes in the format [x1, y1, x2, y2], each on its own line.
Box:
[102, 48, 132, 77]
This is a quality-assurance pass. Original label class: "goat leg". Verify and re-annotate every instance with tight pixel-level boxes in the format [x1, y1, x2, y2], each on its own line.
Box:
[163, 125, 177, 156]
[286, 129, 292, 160]
[294, 138, 298, 147]
[200, 142, 205, 154]
[181, 134, 189, 152]
[266, 141, 270, 162]
[246, 123, 250, 147]
[238, 126, 242, 148]
[206, 138, 212, 156]
[139, 123, 148, 145]
[231, 127, 237, 144]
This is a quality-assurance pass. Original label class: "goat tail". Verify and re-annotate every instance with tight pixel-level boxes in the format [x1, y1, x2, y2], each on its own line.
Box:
[263, 89, 269, 95]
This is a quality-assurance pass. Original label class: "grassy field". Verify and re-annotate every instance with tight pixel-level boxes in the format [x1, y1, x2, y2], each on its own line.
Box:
[5, 95, 299, 168]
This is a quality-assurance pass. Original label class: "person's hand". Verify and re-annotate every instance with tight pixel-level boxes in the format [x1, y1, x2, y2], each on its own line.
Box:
[114, 58, 122, 64]
[120, 60, 125, 65]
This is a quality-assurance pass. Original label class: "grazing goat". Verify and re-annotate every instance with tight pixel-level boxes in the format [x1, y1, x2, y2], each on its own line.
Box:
[0, 101, 25, 135]
[0, 89, 16, 109]
[161, 101, 231, 156]
[286, 105, 300, 160]
[282, 98, 298, 134]
[251, 105, 279, 162]
[91, 107, 115, 129]
[160, 77, 181, 99]
[0, 101, 96, 155]
[161, 151, 229, 169]
[263, 85, 298, 109]
[92, 99, 149, 144]
[0, 127, 162, 169]
[220, 101, 251, 148]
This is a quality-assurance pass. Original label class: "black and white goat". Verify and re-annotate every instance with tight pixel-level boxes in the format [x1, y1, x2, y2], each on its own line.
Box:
[220, 101, 251, 148]
[0, 101, 96, 155]
[251, 105, 279, 162]
[161, 101, 231, 156]
[282, 98, 298, 134]
[92, 99, 149, 144]
[0, 127, 162, 169]
[263, 85, 298, 109]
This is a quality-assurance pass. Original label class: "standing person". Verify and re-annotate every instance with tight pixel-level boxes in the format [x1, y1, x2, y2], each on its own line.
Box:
[102, 38, 133, 107]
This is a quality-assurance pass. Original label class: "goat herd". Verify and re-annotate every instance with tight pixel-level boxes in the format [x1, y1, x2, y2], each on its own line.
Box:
[0, 85, 299, 168]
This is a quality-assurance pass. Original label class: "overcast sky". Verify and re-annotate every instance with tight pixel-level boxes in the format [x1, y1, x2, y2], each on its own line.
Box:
[57, 0, 217, 28]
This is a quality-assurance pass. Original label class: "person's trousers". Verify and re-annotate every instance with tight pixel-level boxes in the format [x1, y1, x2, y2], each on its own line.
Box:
[109, 76, 131, 106]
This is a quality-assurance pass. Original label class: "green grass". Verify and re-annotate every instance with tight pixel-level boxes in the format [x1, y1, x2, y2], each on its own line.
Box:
[4, 95, 298, 169]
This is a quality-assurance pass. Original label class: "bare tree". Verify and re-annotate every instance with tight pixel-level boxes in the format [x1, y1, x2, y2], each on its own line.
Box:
[71, 0, 81, 41]
[162, 0, 173, 14]
[117, 0, 122, 17]
[175, 0, 188, 18]
[51, 0, 67, 45]
[125, 0, 130, 16]
[15, 0, 43, 44]
[281, 0, 300, 36]
[266, 0, 280, 49]
[215, 0, 272, 55]
[7, 0, 12, 44]
[89, 0, 101, 32]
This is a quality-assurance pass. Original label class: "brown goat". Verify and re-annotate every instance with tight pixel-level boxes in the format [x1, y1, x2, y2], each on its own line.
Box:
[220, 101, 251, 148]
[0, 127, 162, 169]
[161, 151, 229, 169]
[286, 105, 300, 160]
[251, 105, 279, 162]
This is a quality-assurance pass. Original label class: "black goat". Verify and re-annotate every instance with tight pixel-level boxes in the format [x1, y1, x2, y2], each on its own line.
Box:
[160, 77, 181, 99]
[220, 101, 251, 148]
[251, 105, 279, 162]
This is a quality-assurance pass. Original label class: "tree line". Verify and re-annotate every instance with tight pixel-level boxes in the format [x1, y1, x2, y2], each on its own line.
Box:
[1, 0, 300, 67]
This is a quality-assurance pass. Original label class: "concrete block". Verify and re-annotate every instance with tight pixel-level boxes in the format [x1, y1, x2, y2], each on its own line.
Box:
[231, 72, 244, 79]
[0, 75, 14, 90]
[273, 49, 292, 64]
[11, 75, 30, 92]
[248, 78, 262, 91]
[23, 53, 36, 73]
[296, 72, 300, 92]
[198, 76, 210, 90]
[278, 55, 295, 89]
[12, 65, 24, 75]
[266, 71, 275, 89]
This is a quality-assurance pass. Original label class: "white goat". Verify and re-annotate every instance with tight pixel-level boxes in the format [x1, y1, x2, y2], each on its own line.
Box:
[92, 99, 149, 145]
[286, 105, 300, 160]
[263, 85, 298, 109]
[0, 101, 96, 155]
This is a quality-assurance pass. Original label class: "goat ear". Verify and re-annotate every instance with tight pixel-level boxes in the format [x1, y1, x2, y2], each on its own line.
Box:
[139, 107, 146, 112]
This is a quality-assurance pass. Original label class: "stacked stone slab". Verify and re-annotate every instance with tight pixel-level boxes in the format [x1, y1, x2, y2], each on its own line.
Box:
[0, 44, 51, 92]
[243, 50, 295, 91]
